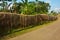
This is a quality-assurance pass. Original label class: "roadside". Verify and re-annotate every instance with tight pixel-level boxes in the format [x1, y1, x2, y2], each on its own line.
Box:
[8, 15, 60, 40]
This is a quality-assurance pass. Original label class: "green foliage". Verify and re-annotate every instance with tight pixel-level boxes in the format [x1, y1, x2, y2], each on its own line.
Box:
[11, 0, 50, 15]
[1, 0, 50, 14]
[51, 10, 58, 16]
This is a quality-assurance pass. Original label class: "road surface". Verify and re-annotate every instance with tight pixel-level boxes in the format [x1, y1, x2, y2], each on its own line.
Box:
[9, 16, 60, 40]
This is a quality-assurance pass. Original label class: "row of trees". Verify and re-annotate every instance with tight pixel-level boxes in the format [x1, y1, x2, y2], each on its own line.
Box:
[13, 0, 50, 15]
[0, 0, 50, 15]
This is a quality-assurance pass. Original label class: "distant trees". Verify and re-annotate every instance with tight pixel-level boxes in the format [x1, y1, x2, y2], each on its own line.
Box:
[1, 0, 50, 14]
[2, 0, 4, 10]
[51, 10, 58, 16]
[12, 0, 50, 15]
[34, 1, 50, 14]
[1, 0, 10, 12]
[12, 0, 17, 13]
[58, 12, 60, 14]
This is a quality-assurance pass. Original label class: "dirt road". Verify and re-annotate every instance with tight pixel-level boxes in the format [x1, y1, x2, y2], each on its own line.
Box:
[9, 16, 60, 40]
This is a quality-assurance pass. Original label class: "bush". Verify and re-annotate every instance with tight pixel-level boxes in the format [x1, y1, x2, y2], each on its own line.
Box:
[38, 14, 49, 21]
[48, 15, 58, 21]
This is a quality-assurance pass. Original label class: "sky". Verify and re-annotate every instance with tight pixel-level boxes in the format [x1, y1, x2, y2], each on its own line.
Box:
[16, 0, 60, 12]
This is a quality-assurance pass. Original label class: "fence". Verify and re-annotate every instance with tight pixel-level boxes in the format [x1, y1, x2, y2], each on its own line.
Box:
[0, 13, 57, 37]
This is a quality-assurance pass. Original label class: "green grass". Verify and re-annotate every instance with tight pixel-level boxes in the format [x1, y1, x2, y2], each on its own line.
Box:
[0, 21, 56, 40]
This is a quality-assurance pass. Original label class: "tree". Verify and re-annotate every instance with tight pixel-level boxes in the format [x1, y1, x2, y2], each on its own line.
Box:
[1, 0, 9, 12]
[4, 2, 8, 11]
[2, 0, 4, 10]
[12, 0, 50, 15]
[35, 1, 50, 14]
[51, 10, 58, 16]
[12, 0, 17, 13]
[36, 0, 38, 2]
[20, 0, 29, 14]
